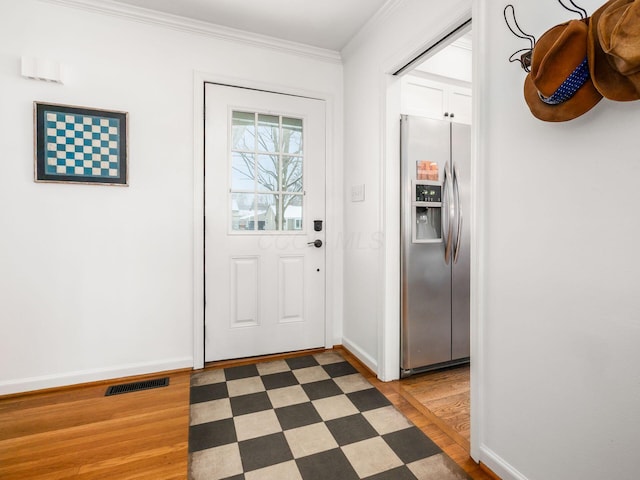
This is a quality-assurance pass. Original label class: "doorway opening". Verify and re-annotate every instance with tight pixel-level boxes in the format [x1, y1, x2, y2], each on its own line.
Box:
[393, 21, 474, 454]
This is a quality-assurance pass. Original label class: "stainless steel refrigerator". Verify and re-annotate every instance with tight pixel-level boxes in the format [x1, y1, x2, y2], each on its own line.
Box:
[400, 114, 470, 377]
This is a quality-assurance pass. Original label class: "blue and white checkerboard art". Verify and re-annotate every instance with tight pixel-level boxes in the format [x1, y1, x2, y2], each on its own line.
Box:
[44, 111, 121, 178]
[35, 102, 128, 185]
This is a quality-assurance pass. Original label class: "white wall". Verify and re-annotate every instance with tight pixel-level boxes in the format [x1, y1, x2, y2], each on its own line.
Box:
[344, 0, 640, 478]
[476, 1, 640, 479]
[341, 0, 471, 377]
[0, 0, 343, 394]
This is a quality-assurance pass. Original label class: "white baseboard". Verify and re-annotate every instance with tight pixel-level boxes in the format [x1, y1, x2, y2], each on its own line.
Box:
[0, 357, 193, 396]
[480, 444, 529, 480]
[341, 336, 378, 374]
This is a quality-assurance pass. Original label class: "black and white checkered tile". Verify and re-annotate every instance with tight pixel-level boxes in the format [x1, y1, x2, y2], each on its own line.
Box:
[188, 351, 470, 480]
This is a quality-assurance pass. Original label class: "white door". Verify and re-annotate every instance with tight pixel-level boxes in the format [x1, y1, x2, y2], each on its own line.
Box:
[204, 83, 326, 362]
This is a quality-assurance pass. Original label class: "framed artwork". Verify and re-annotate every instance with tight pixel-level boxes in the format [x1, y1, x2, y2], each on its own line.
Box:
[34, 102, 128, 185]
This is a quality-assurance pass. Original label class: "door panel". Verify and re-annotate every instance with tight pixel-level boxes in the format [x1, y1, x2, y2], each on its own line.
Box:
[205, 83, 326, 362]
[230, 256, 259, 327]
[279, 255, 304, 323]
[451, 122, 471, 360]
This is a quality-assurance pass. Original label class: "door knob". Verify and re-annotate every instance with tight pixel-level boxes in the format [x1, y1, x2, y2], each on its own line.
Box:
[307, 239, 323, 248]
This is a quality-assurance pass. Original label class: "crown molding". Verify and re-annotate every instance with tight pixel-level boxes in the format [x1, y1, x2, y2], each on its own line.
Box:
[341, 0, 403, 57]
[38, 0, 342, 64]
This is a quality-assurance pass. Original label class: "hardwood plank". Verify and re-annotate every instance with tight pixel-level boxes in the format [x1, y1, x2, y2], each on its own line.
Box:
[399, 363, 472, 450]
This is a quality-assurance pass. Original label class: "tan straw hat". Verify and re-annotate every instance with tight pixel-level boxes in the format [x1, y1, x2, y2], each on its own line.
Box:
[524, 19, 603, 122]
[588, 0, 640, 101]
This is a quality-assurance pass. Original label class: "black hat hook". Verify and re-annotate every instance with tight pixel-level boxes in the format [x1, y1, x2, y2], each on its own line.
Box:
[557, 0, 588, 19]
[503, 4, 536, 72]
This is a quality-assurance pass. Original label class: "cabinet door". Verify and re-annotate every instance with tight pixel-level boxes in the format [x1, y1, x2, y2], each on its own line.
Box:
[401, 76, 472, 125]
[448, 86, 472, 125]
[401, 77, 447, 120]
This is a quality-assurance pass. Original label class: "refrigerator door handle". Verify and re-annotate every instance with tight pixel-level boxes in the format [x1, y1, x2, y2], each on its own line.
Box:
[453, 163, 463, 264]
[443, 162, 454, 265]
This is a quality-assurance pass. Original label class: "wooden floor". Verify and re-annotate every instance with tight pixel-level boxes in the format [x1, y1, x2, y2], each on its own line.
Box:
[0, 349, 496, 480]
[0, 370, 191, 479]
[399, 364, 471, 452]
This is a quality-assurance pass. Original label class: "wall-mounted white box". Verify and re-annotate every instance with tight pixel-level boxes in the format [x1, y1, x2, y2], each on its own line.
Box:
[21, 56, 63, 84]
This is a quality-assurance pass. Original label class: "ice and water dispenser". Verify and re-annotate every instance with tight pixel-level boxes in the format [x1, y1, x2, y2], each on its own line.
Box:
[412, 180, 442, 243]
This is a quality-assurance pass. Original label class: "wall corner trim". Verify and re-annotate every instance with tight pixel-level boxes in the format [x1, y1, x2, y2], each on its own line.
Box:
[341, 336, 378, 375]
[479, 444, 530, 480]
[341, 0, 404, 58]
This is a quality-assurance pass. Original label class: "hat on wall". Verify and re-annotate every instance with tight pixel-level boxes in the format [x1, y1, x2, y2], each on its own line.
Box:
[524, 19, 603, 122]
[588, 0, 640, 101]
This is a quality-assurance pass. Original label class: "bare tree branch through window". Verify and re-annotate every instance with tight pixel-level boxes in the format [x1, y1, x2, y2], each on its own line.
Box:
[230, 112, 303, 231]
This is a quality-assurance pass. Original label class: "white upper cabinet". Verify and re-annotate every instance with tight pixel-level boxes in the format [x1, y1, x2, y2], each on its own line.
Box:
[401, 31, 472, 125]
[401, 75, 472, 125]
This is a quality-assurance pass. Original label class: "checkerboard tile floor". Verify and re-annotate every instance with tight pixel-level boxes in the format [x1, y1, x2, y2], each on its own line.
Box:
[188, 351, 470, 480]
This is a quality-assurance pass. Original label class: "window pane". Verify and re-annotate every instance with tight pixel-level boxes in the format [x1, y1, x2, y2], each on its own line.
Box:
[257, 114, 279, 153]
[282, 156, 303, 192]
[232, 111, 255, 150]
[257, 194, 279, 231]
[257, 154, 278, 192]
[282, 194, 303, 231]
[231, 193, 255, 231]
[231, 152, 255, 190]
[282, 117, 302, 154]
[229, 111, 304, 234]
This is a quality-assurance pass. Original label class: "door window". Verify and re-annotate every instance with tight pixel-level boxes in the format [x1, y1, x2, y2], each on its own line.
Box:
[230, 111, 304, 232]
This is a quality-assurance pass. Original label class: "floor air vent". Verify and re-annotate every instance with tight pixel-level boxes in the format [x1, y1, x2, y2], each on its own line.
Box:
[105, 377, 169, 396]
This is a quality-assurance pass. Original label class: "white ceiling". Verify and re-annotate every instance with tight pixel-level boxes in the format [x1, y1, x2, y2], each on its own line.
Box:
[108, 0, 389, 51]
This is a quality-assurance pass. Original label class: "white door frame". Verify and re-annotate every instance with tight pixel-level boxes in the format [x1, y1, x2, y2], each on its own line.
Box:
[192, 72, 340, 369]
[378, 4, 484, 462]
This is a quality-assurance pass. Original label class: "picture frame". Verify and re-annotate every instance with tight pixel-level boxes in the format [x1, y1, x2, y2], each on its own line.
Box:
[34, 102, 128, 185]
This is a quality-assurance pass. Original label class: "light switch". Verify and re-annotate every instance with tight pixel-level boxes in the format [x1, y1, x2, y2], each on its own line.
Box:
[351, 184, 365, 202]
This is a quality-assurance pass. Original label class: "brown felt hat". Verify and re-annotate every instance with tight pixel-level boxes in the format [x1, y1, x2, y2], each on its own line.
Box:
[588, 0, 640, 101]
[524, 19, 603, 122]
